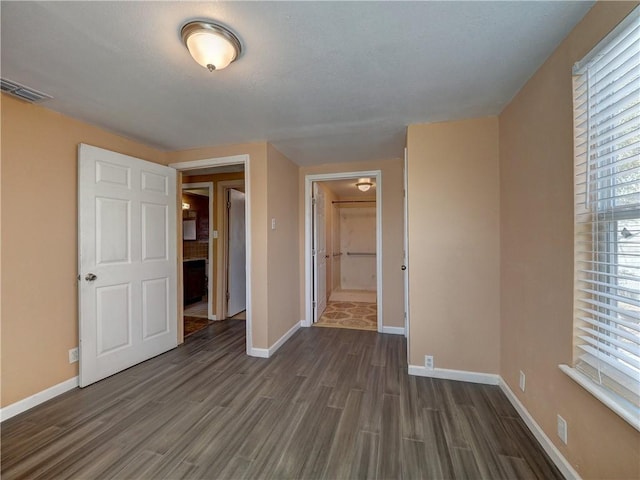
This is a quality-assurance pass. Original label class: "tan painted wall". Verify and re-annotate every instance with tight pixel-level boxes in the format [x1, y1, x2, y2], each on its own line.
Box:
[167, 143, 270, 348]
[299, 158, 404, 328]
[499, 2, 640, 478]
[1, 94, 167, 407]
[406, 118, 500, 372]
[266, 144, 300, 344]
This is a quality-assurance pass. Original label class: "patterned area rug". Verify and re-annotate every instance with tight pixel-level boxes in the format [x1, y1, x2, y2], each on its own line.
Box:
[315, 301, 377, 331]
[184, 316, 210, 337]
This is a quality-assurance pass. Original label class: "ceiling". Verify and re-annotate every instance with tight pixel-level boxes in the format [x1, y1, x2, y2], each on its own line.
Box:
[1, 1, 594, 166]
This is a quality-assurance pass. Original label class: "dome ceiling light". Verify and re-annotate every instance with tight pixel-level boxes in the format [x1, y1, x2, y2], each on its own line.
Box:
[181, 20, 242, 72]
[356, 178, 374, 192]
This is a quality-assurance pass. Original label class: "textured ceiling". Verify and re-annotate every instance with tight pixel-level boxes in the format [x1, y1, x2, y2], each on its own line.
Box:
[1, 1, 594, 166]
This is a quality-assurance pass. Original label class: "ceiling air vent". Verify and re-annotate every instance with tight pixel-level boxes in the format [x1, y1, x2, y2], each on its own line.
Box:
[1, 78, 52, 103]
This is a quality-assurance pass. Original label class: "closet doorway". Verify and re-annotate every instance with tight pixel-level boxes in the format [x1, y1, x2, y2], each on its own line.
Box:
[305, 171, 382, 332]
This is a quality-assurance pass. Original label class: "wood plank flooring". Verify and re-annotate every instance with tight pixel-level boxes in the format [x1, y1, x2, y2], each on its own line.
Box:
[1, 321, 563, 479]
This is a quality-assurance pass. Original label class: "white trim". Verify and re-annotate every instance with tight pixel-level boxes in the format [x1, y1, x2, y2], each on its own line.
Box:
[408, 365, 500, 385]
[182, 181, 214, 320]
[247, 321, 302, 359]
[248, 348, 269, 358]
[304, 171, 383, 332]
[1, 376, 79, 422]
[171, 154, 253, 356]
[559, 364, 640, 432]
[170, 155, 249, 171]
[382, 326, 405, 335]
[500, 378, 581, 480]
[269, 321, 302, 356]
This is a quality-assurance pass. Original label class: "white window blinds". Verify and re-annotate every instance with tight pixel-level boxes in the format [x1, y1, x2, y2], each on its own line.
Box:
[573, 6, 640, 410]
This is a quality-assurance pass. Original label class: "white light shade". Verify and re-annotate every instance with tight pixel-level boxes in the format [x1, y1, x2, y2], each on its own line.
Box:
[356, 178, 374, 192]
[181, 21, 241, 72]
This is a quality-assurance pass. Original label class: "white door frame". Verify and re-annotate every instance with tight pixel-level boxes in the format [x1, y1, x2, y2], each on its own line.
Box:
[170, 155, 253, 354]
[304, 170, 383, 332]
[403, 148, 410, 346]
[182, 181, 215, 320]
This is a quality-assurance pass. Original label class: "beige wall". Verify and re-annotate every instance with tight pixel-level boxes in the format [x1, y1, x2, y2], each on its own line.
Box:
[266, 144, 300, 344]
[166, 143, 270, 348]
[299, 158, 404, 328]
[499, 2, 639, 478]
[406, 118, 500, 372]
[1, 94, 167, 406]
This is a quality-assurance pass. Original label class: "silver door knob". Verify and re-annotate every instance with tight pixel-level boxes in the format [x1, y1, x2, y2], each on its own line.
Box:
[85, 273, 97, 282]
[401, 265, 407, 271]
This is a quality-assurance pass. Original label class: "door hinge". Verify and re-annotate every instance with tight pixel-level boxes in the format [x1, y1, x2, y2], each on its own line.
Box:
[312, 198, 316, 205]
[226, 291, 230, 300]
[313, 301, 317, 308]
[227, 201, 231, 209]
[312, 249, 316, 256]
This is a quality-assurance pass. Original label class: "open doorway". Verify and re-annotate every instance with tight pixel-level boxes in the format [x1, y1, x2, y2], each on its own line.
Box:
[217, 180, 247, 321]
[305, 171, 382, 332]
[181, 182, 214, 337]
[171, 155, 253, 353]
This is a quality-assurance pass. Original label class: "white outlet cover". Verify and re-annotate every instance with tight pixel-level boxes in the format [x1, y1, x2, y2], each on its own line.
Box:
[557, 414, 568, 444]
[68, 347, 79, 364]
[425, 355, 434, 370]
[519, 371, 526, 392]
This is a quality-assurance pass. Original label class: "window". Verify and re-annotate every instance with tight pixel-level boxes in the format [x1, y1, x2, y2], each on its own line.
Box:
[571, 6, 640, 425]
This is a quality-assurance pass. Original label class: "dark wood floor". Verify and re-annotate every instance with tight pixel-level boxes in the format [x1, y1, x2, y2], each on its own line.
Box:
[1, 321, 563, 479]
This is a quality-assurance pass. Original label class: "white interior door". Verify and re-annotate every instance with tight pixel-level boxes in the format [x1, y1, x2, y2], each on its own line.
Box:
[78, 144, 177, 387]
[403, 147, 410, 338]
[313, 183, 327, 321]
[227, 188, 246, 317]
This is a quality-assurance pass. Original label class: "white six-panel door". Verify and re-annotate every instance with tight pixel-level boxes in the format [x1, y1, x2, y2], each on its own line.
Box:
[313, 183, 327, 321]
[78, 144, 177, 387]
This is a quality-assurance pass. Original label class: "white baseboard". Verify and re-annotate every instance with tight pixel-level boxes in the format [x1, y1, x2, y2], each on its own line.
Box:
[499, 379, 580, 480]
[381, 326, 405, 335]
[269, 321, 302, 356]
[408, 365, 500, 385]
[248, 348, 269, 358]
[248, 321, 302, 359]
[407, 366, 578, 478]
[1, 376, 79, 422]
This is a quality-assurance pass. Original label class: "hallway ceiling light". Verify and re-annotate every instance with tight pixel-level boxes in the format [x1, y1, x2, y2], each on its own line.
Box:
[356, 178, 374, 192]
[181, 21, 242, 72]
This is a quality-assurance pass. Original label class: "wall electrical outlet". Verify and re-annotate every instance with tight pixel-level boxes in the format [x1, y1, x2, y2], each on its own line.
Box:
[425, 355, 434, 370]
[519, 371, 526, 392]
[68, 347, 79, 364]
[557, 415, 568, 444]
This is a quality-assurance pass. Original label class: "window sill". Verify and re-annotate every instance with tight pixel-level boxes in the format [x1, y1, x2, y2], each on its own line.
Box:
[559, 364, 640, 432]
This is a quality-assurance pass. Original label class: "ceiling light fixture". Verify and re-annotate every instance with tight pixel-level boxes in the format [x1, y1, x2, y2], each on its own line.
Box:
[181, 21, 242, 72]
[356, 178, 374, 192]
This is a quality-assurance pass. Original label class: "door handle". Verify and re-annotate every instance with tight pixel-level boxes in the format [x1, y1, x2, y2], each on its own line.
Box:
[401, 265, 407, 271]
[85, 273, 97, 282]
